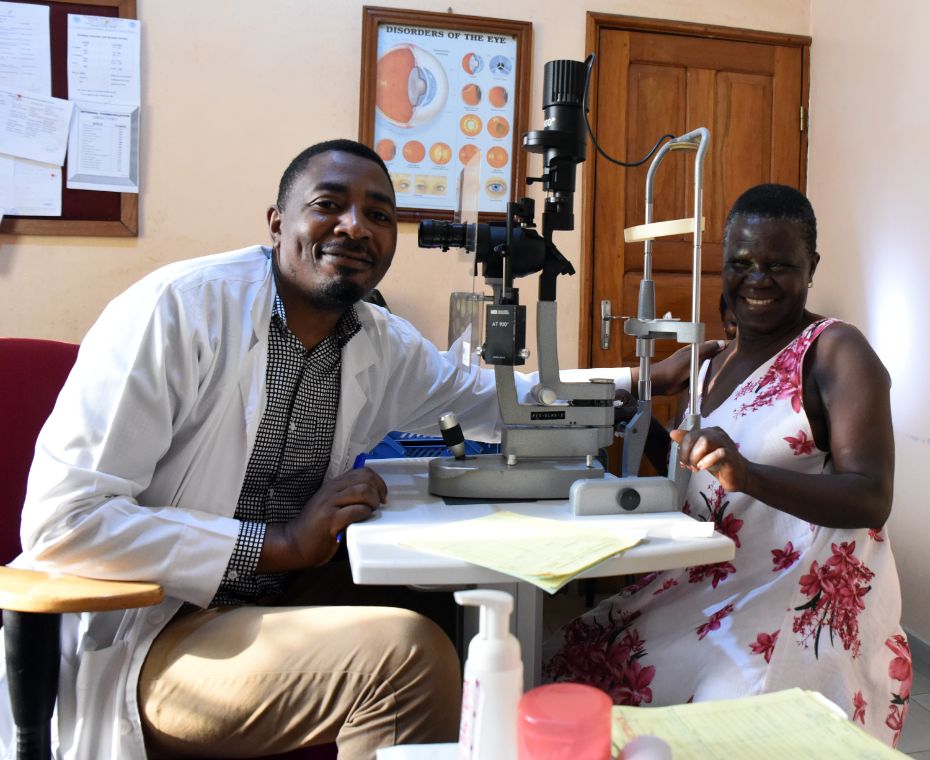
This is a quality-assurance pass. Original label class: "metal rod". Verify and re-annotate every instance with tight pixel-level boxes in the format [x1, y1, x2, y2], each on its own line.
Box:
[688, 128, 710, 423]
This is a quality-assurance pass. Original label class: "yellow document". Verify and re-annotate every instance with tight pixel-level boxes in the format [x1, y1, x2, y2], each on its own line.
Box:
[612, 688, 906, 759]
[399, 511, 645, 593]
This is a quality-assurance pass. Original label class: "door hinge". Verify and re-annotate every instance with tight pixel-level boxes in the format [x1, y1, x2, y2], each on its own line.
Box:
[800, 105, 806, 132]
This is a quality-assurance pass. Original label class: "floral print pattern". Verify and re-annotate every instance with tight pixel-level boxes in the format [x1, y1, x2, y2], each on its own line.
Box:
[543, 319, 907, 746]
[853, 691, 867, 725]
[749, 630, 779, 663]
[696, 604, 735, 640]
[652, 578, 679, 596]
[884, 635, 912, 746]
[793, 541, 874, 658]
[543, 611, 656, 706]
[772, 541, 800, 571]
[785, 429, 816, 455]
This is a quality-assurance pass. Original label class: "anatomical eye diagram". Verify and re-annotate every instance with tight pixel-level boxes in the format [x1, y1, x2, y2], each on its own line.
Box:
[365, 13, 525, 213]
[376, 44, 449, 128]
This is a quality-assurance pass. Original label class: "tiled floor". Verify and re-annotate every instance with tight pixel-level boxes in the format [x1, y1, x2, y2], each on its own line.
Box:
[901, 662, 930, 757]
[543, 583, 930, 757]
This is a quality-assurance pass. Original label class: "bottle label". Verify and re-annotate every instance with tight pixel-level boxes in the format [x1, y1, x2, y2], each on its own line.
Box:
[458, 676, 480, 760]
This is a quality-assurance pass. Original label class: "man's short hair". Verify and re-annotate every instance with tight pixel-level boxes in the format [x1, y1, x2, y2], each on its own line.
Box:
[276, 139, 392, 210]
[723, 183, 817, 256]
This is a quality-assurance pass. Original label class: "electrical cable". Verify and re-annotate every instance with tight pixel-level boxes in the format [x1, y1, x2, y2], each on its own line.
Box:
[581, 53, 675, 168]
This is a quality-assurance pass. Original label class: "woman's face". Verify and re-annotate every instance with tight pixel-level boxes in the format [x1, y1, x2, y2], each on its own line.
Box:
[722, 214, 819, 338]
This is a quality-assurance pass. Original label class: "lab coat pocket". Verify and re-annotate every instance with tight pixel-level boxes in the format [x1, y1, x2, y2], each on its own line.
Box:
[73, 641, 131, 759]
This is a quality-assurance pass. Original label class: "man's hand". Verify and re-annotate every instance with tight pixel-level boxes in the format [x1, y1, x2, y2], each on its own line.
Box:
[670, 426, 748, 492]
[642, 340, 726, 397]
[259, 468, 387, 572]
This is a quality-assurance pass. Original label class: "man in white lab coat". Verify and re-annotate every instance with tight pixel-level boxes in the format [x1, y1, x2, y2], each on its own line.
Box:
[5, 139, 697, 759]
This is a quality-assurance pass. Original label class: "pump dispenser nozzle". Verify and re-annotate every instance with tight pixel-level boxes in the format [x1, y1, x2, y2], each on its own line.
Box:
[455, 590, 523, 760]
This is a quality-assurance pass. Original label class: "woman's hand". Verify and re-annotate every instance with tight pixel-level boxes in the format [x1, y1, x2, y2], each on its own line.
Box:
[670, 426, 749, 492]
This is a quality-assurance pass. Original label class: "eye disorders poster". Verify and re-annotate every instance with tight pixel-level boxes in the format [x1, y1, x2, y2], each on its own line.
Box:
[373, 21, 519, 214]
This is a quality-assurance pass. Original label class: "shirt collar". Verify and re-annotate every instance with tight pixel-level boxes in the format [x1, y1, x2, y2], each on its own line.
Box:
[272, 294, 361, 351]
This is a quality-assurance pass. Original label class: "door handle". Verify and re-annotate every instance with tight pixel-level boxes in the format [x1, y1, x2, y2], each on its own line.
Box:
[600, 300, 626, 350]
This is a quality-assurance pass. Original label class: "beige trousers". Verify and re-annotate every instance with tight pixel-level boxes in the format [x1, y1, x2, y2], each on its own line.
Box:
[138, 565, 461, 759]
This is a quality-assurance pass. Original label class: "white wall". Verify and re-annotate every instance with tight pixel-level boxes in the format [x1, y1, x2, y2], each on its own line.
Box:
[807, 0, 930, 642]
[0, 0, 808, 370]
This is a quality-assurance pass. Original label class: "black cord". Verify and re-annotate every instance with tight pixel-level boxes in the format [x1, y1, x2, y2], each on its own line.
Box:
[582, 53, 675, 168]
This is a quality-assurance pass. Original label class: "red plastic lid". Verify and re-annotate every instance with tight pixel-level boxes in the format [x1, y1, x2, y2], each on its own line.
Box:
[518, 683, 612, 759]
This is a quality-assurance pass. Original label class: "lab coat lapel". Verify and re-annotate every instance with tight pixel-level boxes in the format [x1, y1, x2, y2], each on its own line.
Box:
[329, 308, 378, 477]
[239, 260, 275, 456]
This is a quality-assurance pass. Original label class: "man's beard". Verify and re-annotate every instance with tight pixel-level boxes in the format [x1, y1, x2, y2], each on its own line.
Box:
[306, 273, 368, 311]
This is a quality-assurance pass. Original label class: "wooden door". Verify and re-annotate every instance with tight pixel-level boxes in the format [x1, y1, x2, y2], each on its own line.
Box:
[579, 16, 810, 470]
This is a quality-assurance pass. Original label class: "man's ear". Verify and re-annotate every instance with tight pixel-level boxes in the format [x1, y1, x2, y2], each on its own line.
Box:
[267, 206, 282, 244]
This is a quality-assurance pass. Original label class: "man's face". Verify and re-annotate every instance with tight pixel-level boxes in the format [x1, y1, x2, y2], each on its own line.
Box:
[268, 151, 397, 311]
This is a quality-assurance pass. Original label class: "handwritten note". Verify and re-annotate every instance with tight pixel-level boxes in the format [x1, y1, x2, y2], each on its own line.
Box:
[400, 511, 645, 593]
[612, 688, 905, 759]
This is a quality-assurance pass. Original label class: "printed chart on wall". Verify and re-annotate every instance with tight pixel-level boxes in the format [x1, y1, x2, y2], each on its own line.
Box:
[374, 22, 517, 214]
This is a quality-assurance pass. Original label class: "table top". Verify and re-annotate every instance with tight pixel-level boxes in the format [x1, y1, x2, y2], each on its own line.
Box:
[348, 458, 735, 587]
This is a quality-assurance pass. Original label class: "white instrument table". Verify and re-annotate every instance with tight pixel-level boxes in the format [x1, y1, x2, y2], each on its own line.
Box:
[348, 458, 735, 688]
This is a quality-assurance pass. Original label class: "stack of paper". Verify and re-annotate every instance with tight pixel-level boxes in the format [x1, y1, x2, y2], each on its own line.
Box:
[400, 510, 645, 593]
[612, 688, 906, 759]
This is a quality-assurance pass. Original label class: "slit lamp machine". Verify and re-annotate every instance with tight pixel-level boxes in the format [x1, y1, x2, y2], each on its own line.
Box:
[417, 57, 710, 516]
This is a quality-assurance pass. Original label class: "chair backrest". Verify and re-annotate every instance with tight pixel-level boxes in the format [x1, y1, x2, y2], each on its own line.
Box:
[0, 338, 340, 759]
[0, 338, 79, 565]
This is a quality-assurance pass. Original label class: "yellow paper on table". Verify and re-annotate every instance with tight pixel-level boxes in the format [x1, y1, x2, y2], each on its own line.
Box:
[399, 511, 645, 593]
[612, 688, 906, 759]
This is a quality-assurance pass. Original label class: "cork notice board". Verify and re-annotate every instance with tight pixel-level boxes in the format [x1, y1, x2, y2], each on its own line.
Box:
[1, 0, 138, 237]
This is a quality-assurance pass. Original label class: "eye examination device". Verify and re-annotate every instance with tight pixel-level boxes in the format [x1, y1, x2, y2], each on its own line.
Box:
[418, 56, 710, 514]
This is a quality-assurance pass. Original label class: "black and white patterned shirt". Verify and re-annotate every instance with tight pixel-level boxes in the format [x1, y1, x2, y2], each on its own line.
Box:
[211, 295, 361, 607]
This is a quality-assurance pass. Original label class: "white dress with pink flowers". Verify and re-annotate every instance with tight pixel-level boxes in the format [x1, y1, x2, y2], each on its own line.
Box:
[543, 319, 911, 746]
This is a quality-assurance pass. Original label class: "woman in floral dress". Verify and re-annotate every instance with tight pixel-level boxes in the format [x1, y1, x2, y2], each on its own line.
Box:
[544, 184, 910, 745]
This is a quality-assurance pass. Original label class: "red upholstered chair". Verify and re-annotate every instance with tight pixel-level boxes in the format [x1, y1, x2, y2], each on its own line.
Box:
[0, 338, 335, 760]
[0, 338, 80, 567]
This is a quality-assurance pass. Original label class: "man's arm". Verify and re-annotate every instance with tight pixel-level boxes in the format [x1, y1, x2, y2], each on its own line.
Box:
[635, 340, 726, 398]
[20, 279, 242, 607]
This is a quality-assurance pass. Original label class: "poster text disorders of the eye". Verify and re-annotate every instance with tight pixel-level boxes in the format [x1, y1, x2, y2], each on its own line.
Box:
[374, 23, 518, 214]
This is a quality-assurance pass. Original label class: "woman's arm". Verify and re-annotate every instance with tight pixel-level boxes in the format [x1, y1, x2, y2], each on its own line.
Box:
[671, 324, 893, 529]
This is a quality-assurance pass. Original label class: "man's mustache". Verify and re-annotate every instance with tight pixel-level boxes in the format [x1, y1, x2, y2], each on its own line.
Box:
[319, 241, 373, 261]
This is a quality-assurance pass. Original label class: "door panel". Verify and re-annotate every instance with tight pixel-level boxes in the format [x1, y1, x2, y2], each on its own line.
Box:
[583, 17, 809, 473]
[590, 26, 806, 369]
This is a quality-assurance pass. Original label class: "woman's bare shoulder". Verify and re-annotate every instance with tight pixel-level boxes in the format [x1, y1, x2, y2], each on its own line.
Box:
[810, 319, 891, 388]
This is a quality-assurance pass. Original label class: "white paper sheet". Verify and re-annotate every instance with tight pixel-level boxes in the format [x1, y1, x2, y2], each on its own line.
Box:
[67, 14, 140, 106]
[66, 101, 138, 192]
[0, 89, 73, 165]
[0, 1, 51, 96]
[0, 153, 61, 216]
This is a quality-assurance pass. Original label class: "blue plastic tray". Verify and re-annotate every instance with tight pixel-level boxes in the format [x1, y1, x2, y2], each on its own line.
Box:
[355, 431, 499, 467]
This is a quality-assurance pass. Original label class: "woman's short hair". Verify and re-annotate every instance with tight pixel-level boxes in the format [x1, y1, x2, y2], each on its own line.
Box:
[723, 183, 817, 256]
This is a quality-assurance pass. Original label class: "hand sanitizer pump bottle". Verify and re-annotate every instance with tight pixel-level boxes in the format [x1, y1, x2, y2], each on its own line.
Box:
[455, 589, 523, 760]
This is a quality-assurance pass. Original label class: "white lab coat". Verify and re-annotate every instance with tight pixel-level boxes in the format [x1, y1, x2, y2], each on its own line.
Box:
[0, 245, 533, 759]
